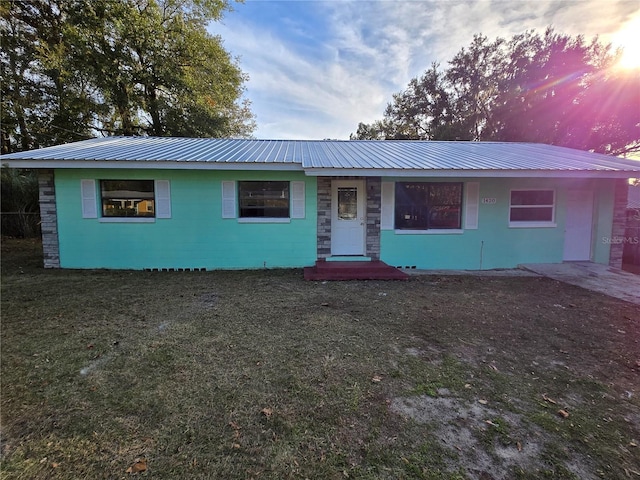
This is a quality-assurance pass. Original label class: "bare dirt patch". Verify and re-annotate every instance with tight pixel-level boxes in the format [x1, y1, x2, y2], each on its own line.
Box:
[1, 238, 639, 479]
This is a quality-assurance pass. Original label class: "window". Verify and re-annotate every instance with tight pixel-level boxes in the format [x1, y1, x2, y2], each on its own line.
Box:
[337, 187, 357, 220]
[238, 181, 289, 218]
[509, 189, 555, 225]
[395, 182, 462, 230]
[101, 180, 155, 218]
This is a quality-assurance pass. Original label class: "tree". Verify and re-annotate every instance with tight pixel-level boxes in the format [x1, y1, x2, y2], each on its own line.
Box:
[384, 63, 464, 140]
[491, 30, 602, 148]
[0, 0, 255, 154]
[445, 34, 507, 141]
[0, 167, 40, 237]
[350, 64, 466, 141]
[352, 28, 640, 156]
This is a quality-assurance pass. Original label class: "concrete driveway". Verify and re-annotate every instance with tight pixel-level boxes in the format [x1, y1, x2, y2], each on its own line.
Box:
[520, 262, 640, 306]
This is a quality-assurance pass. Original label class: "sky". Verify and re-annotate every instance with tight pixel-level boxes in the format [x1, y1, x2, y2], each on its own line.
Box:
[208, 0, 640, 140]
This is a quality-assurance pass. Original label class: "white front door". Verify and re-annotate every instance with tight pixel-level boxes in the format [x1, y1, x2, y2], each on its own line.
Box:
[331, 180, 366, 255]
[563, 190, 594, 261]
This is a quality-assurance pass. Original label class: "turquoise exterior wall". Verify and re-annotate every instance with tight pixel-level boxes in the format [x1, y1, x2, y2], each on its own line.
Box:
[55, 169, 317, 270]
[53, 169, 617, 271]
[380, 177, 615, 270]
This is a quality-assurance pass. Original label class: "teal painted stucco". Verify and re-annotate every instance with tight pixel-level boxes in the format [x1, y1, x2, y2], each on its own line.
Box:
[380, 177, 615, 270]
[55, 169, 317, 270]
[53, 169, 617, 271]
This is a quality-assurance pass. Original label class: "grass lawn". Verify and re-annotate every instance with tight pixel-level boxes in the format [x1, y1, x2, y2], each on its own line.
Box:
[1, 238, 639, 479]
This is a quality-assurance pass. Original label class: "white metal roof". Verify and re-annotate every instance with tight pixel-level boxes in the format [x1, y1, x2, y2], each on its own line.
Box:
[2, 136, 639, 178]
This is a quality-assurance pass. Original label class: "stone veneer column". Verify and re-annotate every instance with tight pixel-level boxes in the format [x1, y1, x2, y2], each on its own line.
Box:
[316, 177, 332, 258]
[609, 178, 628, 269]
[38, 170, 60, 268]
[316, 176, 381, 260]
[365, 177, 381, 260]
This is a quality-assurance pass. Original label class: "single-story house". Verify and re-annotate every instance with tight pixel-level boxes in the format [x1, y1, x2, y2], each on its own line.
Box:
[2, 137, 639, 274]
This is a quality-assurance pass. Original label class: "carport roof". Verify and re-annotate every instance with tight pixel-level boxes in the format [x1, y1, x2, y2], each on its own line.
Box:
[2, 136, 639, 178]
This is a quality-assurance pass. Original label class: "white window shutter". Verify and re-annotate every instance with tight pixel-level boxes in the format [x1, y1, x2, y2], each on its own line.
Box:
[81, 179, 97, 218]
[221, 181, 236, 218]
[155, 180, 171, 219]
[381, 182, 394, 230]
[290, 181, 305, 219]
[465, 182, 480, 230]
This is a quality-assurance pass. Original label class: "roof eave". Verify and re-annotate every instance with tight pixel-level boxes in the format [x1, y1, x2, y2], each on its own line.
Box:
[303, 168, 640, 178]
[1, 159, 304, 171]
[3, 160, 638, 178]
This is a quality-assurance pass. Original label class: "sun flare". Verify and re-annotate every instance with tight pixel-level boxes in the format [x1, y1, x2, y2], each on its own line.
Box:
[612, 15, 640, 70]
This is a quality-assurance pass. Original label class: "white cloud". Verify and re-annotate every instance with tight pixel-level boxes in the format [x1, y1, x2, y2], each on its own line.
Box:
[212, 0, 639, 139]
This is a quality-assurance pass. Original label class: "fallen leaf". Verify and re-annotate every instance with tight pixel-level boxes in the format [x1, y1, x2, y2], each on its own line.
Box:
[558, 409, 570, 419]
[125, 458, 147, 474]
[232, 443, 241, 449]
[261, 407, 273, 418]
[464, 383, 472, 389]
[630, 441, 638, 448]
[371, 375, 382, 383]
[478, 399, 488, 405]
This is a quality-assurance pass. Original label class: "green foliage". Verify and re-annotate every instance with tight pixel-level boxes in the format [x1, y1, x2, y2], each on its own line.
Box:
[352, 28, 640, 156]
[0, 167, 40, 237]
[1, 0, 255, 153]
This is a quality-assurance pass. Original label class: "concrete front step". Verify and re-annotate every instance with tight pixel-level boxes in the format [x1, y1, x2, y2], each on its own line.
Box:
[304, 259, 409, 281]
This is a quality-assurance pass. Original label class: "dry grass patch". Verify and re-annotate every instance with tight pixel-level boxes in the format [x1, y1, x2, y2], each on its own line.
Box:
[1, 238, 639, 479]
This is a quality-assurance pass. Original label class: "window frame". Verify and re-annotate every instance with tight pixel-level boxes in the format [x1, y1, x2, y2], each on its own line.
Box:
[508, 188, 556, 228]
[221, 180, 305, 223]
[237, 180, 291, 219]
[394, 182, 464, 233]
[100, 179, 156, 219]
[84, 179, 170, 223]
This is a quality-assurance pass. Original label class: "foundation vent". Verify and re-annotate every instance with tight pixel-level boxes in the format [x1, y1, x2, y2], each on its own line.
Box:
[144, 267, 207, 272]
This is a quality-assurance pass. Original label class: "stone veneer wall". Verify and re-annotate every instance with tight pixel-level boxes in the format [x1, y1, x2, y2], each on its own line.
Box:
[315, 176, 381, 260]
[316, 177, 332, 258]
[609, 178, 628, 269]
[38, 170, 60, 268]
[365, 177, 381, 259]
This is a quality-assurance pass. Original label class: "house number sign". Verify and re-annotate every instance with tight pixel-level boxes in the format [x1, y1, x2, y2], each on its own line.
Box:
[481, 197, 497, 204]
